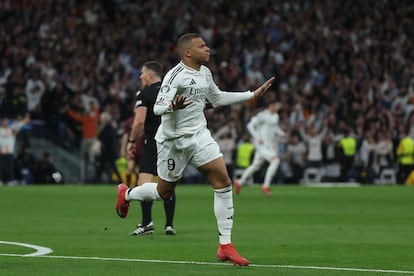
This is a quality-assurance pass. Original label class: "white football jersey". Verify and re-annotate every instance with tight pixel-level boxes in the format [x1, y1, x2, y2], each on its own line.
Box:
[0, 121, 24, 154]
[154, 61, 253, 141]
[247, 109, 285, 149]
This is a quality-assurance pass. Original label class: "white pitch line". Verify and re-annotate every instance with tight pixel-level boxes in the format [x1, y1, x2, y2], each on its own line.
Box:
[1, 253, 414, 274]
[0, 241, 53, 256]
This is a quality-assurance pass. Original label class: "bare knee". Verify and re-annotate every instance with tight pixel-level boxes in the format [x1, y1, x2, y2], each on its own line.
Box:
[158, 189, 174, 200]
[210, 175, 232, 189]
[157, 179, 177, 200]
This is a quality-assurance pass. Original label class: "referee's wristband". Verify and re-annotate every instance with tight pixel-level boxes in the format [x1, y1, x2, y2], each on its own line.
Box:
[127, 139, 135, 143]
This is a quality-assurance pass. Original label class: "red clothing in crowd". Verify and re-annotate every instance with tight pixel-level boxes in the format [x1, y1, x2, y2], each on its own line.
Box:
[67, 107, 99, 138]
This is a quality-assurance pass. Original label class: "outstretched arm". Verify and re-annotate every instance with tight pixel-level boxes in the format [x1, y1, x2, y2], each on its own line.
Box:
[207, 76, 276, 106]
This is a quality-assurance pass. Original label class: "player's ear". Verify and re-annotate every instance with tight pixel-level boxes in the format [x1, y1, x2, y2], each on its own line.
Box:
[184, 48, 191, 58]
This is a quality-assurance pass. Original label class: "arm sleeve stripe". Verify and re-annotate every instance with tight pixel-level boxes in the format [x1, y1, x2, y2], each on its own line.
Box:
[167, 66, 184, 84]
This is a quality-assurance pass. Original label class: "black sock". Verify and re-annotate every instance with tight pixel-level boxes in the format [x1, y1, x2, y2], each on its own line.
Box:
[164, 194, 176, 228]
[140, 201, 153, 226]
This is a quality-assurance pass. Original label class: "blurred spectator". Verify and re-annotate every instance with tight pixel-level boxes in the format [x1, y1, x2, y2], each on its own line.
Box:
[66, 101, 100, 183]
[0, 115, 30, 185]
[14, 145, 37, 184]
[0, 85, 28, 119]
[284, 134, 307, 184]
[235, 134, 255, 170]
[35, 152, 63, 184]
[40, 81, 73, 148]
[81, 88, 100, 113]
[322, 132, 338, 165]
[375, 131, 394, 174]
[95, 112, 122, 184]
[357, 131, 377, 184]
[408, 111, 414, 139]
[338, 127, 357, 182]
[246, 63, 265, 88]
[25, 71, 45, 119]
[396, 129, 414, 184]
[299, 120, 328, 169]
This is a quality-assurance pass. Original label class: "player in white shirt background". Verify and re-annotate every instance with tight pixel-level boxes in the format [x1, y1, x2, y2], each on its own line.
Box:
[234, 101, 286, 196]
[115, 32, 275, 266]
[0, 114, 30, 184]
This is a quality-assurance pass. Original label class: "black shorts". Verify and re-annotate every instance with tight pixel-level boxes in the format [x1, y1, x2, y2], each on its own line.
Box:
[139, 138, 157, 175]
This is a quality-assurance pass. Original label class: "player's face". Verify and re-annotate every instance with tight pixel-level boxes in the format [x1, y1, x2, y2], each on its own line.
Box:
[189, 38, 210, 63]
[139, 66, 151, 87]
[1, 118, 8, 127]
[269, 102, 280, 113]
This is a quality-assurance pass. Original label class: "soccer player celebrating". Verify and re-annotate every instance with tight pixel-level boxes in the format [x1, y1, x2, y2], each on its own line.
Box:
[115, 33, 275, 266]
[234, 101, 286, 196]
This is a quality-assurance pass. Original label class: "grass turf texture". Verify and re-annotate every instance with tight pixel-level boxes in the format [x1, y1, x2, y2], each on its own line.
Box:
[1, 184, 414, 275]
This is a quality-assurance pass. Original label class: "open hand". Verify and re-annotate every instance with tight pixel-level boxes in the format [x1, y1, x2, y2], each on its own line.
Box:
[253, 76, 276, 98]
[172, 95, 192, 110]
[127, 142, 136, 159]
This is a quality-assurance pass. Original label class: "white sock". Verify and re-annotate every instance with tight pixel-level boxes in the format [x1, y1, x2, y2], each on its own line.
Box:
[263, 159, 279, 188]
[214, 186, 233, 245]
[240, 160, 262, 185]
[125, 182, 161, 201]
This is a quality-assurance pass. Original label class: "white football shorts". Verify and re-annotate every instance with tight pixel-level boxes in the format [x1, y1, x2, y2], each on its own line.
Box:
[254, 144, 278, 162]
[156, 128, 223, 182]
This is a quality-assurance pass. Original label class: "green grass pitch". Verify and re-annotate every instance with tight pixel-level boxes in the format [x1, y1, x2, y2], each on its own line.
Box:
[1, 184, 414, 275]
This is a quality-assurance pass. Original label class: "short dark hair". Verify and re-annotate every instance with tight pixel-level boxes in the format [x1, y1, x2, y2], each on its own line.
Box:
[144, 61, 163, 78]
[177, 33, 201, 57]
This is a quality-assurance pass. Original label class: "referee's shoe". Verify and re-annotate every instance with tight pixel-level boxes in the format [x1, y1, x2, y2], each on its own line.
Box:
[165, 226, 176, 235]
[129, 223, 177, 236]
[129, 222, 154, 236]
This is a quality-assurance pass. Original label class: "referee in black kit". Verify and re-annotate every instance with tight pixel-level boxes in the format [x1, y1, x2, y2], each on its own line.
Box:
[125, 61, 176, 236]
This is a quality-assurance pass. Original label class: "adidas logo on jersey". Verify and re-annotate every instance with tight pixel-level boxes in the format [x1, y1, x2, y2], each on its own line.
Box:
[189, 79, 196, 85]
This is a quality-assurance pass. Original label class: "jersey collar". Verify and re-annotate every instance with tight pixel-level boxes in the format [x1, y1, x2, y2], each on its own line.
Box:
[180, 61, 201, 73]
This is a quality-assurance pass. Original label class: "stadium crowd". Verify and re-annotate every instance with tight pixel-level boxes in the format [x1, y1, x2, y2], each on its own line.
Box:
[1, 0, 414, 185]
